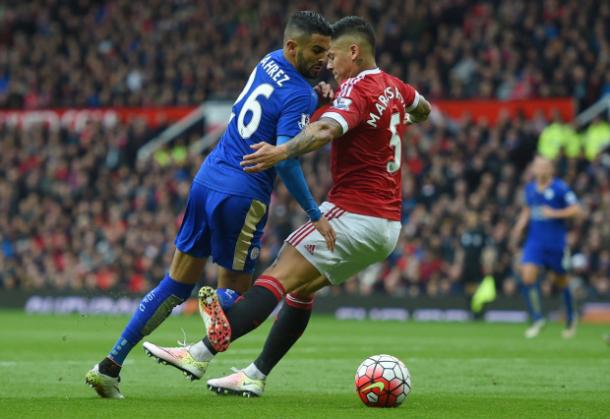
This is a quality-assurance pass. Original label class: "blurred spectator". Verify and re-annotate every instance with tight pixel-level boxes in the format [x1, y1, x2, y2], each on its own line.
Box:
[0, 113, 609, 299]
[582, 117, 610, 161]
[457, 210, 488, 295]
[537, 109, 581, 159]
[1, 0, 609, 300]
[1, 0, 610, 108]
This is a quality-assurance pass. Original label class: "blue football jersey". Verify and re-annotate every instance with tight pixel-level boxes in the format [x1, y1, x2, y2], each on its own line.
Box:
[195, 49, 318, 203]
[525, 178, 578, 249]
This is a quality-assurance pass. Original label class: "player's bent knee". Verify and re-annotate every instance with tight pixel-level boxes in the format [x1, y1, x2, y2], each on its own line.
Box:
[293, 276, 331, 298]
[263, 245, 322, 294]
[520, 264, 539, 285]
[169, 250, 206, 284]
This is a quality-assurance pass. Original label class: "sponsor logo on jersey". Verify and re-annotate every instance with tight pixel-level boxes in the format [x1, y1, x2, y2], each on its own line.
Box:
[333, 97, 352, 111]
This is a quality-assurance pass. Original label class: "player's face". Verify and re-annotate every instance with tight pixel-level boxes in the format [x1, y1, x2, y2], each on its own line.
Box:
[295, 34, 331, 78]
[326, 37, 358, 84]
[532, 156, 553, 180]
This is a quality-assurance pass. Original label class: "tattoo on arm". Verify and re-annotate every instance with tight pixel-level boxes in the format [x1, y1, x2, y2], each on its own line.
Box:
[285, 119, 342, 159]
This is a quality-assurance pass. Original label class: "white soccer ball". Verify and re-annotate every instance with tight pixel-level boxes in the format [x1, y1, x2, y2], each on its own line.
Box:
[354, 354, 411, 407]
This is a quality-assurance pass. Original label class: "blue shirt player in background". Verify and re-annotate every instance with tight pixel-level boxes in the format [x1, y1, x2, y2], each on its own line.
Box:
[511, 156, 583, 339]
[86, 11, 335, 398]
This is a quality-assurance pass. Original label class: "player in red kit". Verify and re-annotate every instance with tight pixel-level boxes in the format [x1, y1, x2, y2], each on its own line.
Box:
[145, 16, 431, 396]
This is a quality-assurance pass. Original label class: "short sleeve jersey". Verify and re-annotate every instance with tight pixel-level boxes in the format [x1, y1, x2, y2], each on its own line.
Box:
[195, 50, 318, 204]
[318, 68, 420, 221]
[525, 178, 578, 249]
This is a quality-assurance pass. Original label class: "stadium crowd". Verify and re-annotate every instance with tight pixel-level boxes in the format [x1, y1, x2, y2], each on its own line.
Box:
[1, 0, 609, 110]
[0, 0, 609, 299]
[0, 114, 608, 299]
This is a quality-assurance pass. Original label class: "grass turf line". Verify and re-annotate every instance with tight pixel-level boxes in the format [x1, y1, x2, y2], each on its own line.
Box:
[0, 311, 609, 418]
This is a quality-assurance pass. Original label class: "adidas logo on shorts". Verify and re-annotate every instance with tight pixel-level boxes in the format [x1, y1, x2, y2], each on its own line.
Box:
[304, 244, 316, 255]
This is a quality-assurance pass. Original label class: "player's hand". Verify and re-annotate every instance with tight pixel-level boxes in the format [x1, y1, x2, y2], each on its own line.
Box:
[541, 206, 557, 218]
[314, 81, 334, 104]
[241, 142, 286, 173]
[313, 216, 336, 252]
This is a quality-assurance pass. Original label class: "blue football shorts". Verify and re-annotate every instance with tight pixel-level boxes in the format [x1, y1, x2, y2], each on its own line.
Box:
[521, 241, 569, 275]
[175, 182, 268, 273]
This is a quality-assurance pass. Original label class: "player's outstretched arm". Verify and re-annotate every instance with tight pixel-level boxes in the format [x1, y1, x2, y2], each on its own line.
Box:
[283, 117, 343, 158]
[241, 117, 343, 172]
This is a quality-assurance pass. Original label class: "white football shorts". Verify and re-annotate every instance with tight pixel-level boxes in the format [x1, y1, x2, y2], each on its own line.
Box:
[285, 201, 402, 285]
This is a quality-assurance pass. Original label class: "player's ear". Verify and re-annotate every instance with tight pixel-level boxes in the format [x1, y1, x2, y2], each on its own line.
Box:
[349, 43, 359, 61]
[285, 39, 298, 56]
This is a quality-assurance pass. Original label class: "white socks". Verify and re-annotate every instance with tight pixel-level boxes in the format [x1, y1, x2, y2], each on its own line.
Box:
[189, 340, 215, 362]
[244, 363, 267, 380]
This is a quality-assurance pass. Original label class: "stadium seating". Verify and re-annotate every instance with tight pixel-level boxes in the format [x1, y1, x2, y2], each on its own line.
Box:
[1, 0, 609, 109]
[0, 1, 608, 298]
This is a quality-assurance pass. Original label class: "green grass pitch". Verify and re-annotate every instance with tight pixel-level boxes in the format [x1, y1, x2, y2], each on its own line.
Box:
[0, 311, 609, 418]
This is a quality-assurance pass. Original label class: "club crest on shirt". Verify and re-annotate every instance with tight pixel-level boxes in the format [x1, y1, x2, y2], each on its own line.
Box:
[332, 97, 352, 111]
[298, 113, 310, 129]
[544, 189, 554, 200]
[250, 247, 260, 260]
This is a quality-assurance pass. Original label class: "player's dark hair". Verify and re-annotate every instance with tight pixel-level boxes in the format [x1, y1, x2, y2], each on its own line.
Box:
[332, 16, 375, 51]
[285, 11, 333, 38]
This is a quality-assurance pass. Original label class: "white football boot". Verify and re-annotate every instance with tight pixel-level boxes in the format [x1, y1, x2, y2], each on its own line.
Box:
[561, 318, 577, 339]
[524, 318, 547, 338]
[207, 368, 266, 398]
[143, 341, 209, 381]
[85, 364, 124, 399]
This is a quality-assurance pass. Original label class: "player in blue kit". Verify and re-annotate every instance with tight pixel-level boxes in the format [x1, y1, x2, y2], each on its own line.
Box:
[511, 156, 583, 339]
[85, 11, 335, 398]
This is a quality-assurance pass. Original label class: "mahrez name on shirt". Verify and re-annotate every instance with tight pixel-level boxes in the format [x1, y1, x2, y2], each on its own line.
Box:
[260, 55, 291, 87]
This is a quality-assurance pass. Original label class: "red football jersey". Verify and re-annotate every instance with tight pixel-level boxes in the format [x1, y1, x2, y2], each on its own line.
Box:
[317, 68, 419, 221]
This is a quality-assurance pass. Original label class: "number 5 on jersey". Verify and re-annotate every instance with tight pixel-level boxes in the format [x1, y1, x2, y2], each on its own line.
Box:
[387, 113, 401, 173]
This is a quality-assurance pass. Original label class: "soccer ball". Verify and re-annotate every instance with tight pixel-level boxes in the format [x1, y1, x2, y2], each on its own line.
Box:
[354, 354, 411, 408]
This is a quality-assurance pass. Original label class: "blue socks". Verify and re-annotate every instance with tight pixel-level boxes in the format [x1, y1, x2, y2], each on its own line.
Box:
[521, 281, 575, 327]
[217, 288, 241, 311]
[521, 282, 543, 322]
[562, 287, 574, 327]
[108, 274, 194, 365]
